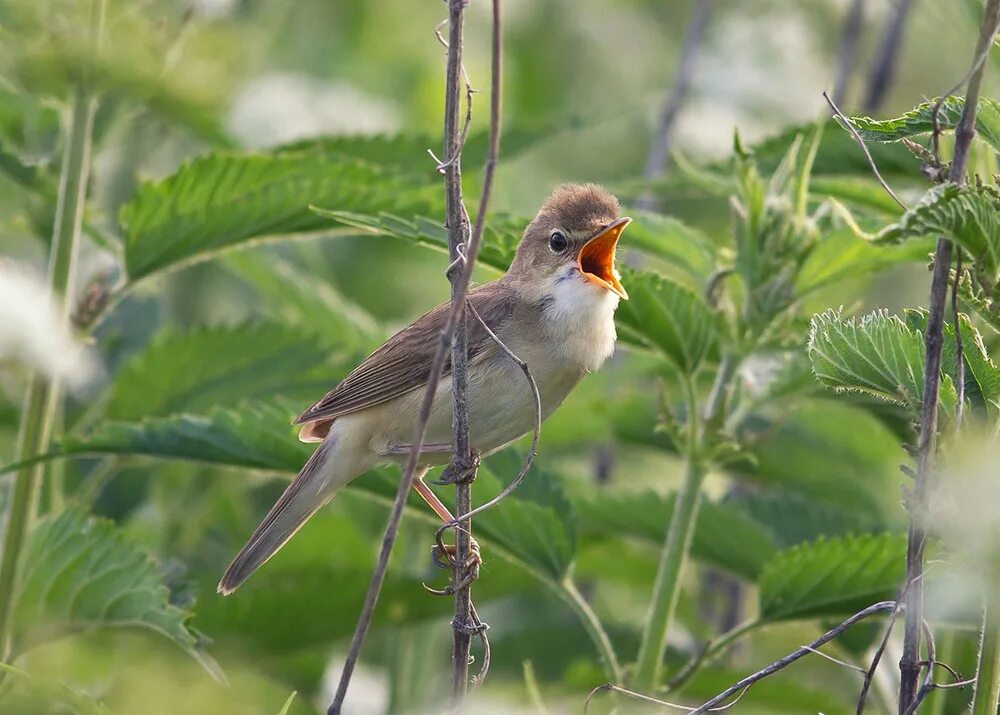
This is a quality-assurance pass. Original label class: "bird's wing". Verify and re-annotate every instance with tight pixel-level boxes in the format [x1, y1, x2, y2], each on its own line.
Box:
[293, 281, 516, 425]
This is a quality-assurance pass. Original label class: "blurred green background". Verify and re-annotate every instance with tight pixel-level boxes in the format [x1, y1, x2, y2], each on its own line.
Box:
[0, 1, 996, 713]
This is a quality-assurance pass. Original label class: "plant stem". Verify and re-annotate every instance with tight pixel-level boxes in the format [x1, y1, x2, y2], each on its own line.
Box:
[863, 0, 915, 112]
[558, 576, 623, 683]
[634, 357, 736, 690]
[0, 41, 101, 656]
[898, 2, 1000, 710]
[972, 603, 1000, 715]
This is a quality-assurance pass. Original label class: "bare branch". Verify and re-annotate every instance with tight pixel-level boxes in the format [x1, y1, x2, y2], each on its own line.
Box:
[325, 1, 500, 709]
[687, 602, 896, 715]
[863, 0, 916, 113]
[638, 0, 712, 211]
[857, 600, 903, 714]
[583, 682, 750, 714]
[822, 91, 907, 210]
[832, 0, 866, 105]
[898, 3, 1000, 710]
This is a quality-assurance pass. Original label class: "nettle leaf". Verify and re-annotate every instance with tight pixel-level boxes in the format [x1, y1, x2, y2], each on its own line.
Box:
[808, 308, 958, 414]
[624, 210, 716, 282]
[759, 533, 906, 621]
[16, 402, 576, 585]
[476, 451, 577, 580]
[223, 251, 382, 352]
[844, 96, 1000, 153]
[616, 269, 717, 372]
[101, 324, 337, 422]
[318, 209, 521, 272]
[905, 309, 1000, 416]
[841, 184, 1000, 294]
[576, 490, 778, 580]
[730, 489, 884, 548]
[12, 510, 218, 678]
[796, 228, 931, 296]
[120, 149, 436, 282]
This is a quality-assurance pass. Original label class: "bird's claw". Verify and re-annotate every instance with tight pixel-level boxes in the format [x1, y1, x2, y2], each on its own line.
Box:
[430, 537, 482, 578]
[433, 452, 481, 485]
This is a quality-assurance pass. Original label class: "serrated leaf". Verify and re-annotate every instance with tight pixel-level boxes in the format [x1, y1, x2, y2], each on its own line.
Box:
[13, 402, 577, 586]
[576, 490, 778, 580]
[621, 210, 716, 282]
[840, 183, 1000, 295]
[615, 269, 717, 372]
[101, 324, 336, 422]
[12, 509, 217, 679]
[223, 251, 382, 352]
[759, 533, 906, 621]
[119, 149, 437, 282]
[729, 489, 883, 548]
[318, 209, 521, 272]
[843, 96, 1000, 153]
[808, 308, 958, 414]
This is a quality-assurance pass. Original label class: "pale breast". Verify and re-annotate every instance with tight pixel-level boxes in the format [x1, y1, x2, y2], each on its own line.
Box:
[540, 266, 619, 372]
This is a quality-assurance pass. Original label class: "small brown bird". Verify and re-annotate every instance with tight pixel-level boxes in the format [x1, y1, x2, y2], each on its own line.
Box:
[219, 183, 631, 594]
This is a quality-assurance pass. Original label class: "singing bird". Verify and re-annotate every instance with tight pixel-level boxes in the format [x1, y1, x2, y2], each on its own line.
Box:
[218, 184, 631, 594]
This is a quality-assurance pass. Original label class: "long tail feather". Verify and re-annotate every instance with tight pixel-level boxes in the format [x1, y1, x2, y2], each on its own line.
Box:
[218, 440, 336, 595]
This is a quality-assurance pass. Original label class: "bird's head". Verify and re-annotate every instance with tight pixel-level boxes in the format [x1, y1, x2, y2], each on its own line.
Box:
[508, 183, 630, 302]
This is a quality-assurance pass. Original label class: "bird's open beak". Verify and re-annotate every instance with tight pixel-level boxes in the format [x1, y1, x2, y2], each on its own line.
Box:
[578, 216, 631, 300]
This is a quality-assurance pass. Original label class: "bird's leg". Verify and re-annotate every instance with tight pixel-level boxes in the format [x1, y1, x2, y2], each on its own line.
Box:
[411, 475, 482, 573]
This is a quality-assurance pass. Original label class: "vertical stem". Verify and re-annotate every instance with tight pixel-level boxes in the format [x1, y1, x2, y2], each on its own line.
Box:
[633, 357, 737, 690]
[442, 0, 474, 701]
[558, 576, 623, 683]
[863, 0, 916, 112]
[832, 0, 866, 105]
[898, 3, 1000, 711]
[0, 18, 102, 653]
[638, 0, 712, 211]
[972, 602, 1000, 715]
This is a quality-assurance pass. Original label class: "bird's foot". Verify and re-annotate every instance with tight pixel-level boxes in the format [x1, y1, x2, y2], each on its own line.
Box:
[427, 538, 482, 595]
[433, 451, 481, 485]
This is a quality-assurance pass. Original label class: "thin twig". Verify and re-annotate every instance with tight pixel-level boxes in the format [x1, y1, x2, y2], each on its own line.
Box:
[822, 91, 907, 210]
[638, 0, 712, 210]
[902, 620, 938, 715]
[687, 602, 896, 715]
[858, 599, 903, 714]
[325, 3, 495, 710]
[801, 645, 868, 674]
[583, 682, 750, 714]
[898, 3, 1000, 711]
[863, 0, 916, 112]
[954, 249, 966, 425]
[832, 0, 866, 105]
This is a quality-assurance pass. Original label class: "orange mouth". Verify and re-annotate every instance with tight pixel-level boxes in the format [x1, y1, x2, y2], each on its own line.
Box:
[578, 217, 631, 300]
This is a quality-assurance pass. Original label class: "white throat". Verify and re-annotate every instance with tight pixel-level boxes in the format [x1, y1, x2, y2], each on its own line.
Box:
[541, 265, 619, 371]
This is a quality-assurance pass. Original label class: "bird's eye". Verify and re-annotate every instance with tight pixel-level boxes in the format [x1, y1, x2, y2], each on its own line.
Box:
[549, 231, 568, 252]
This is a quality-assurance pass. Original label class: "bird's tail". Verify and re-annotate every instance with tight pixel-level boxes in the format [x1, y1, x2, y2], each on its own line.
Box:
[218, 439, 339, 595]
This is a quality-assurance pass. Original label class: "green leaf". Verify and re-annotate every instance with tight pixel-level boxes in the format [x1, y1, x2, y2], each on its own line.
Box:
[15, 402, 577, 585]
[576, 490, 778, 580]
[843, 96, 1000, 153]
[277, 692, 297, 715]
[12, 510, 219, 680]
[119, 148, 437, 282]
[101, 324, 336, 422]
[730, 489, 883, 548]
[0, 661, 113, 715]
[808, 308, 958, 414]
[319, 209, 520, 273]
[809, 176, 906, 217]
[615, 269, 717, 372]
[846, 184, 1000, 293]
[223, 251, 382, 352]
[758, 533, 906, 621]
[620, 210, 716, 282]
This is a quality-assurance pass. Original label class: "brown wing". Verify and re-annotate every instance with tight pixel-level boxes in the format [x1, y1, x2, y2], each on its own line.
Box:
[294, 281, 516, 427]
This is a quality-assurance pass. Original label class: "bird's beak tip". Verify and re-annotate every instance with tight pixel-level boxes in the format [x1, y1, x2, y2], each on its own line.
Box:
[578, 217, 631, 299]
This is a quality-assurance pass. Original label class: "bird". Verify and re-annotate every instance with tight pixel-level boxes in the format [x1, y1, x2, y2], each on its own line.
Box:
[218, 183, 631, 594]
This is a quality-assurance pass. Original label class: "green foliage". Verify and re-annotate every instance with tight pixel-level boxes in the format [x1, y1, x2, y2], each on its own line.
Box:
[758, 533, 906, 621]
[808, 308, 958, 414]
[0, 661, 113, 715]
[615, 270, 717, 372]
[12, 510, 216, 677]
[843, 96, 1000, 153]
[576, 490, 778, 580]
